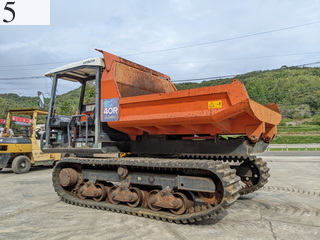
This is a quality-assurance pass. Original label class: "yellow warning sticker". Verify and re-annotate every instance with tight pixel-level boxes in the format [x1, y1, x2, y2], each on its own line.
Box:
[208, 100, 222, 109]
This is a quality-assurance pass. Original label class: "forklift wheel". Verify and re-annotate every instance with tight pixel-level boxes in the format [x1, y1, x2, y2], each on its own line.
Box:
[12, 155, 31, 174]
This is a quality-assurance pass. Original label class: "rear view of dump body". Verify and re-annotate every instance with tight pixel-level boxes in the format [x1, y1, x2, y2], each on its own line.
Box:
[43, 50, 282, 223]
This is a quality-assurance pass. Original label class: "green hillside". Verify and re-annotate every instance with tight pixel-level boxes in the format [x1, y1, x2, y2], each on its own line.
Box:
[1, 66, 320, 136]
[0, 82, 93, 120]
[176, 66, 320, 119]
[0, 94, 39, 119]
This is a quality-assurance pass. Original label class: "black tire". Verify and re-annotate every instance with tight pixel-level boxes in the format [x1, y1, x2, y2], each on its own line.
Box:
[0, 168, 2, 172]
[12, 155, 31, 174]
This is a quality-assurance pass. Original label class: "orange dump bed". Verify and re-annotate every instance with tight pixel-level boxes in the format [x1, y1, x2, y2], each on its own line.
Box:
[98, 50, 282, 143]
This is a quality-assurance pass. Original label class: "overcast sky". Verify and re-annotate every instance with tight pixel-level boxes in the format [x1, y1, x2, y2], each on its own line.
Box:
[0, 0, 319, 97]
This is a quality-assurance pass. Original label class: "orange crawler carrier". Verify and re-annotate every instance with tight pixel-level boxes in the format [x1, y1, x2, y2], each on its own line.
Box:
[42, 50, 281, 223]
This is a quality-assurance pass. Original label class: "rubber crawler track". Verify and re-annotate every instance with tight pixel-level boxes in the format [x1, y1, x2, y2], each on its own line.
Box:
[52, 157, 242, 223]
[235, 157, 270, 195]
[180, 154, 270, 195]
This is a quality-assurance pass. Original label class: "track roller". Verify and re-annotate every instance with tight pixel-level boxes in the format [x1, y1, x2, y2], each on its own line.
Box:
[77, 181, 107, 201]
[147, 187, 191, 215]
[108, 185, 143, 207]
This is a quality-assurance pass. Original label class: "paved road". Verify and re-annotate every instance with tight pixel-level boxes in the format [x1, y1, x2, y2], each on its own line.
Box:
[269, 144, 320, 149]
[0, 155, 319, 240]
[258, 151, 320, 157]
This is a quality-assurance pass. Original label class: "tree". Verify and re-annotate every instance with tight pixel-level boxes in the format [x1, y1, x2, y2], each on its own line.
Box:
[292, 104, 312, 120]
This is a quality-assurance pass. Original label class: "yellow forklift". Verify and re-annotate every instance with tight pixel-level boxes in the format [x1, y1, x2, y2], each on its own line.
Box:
[0, 108, 61, 174]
